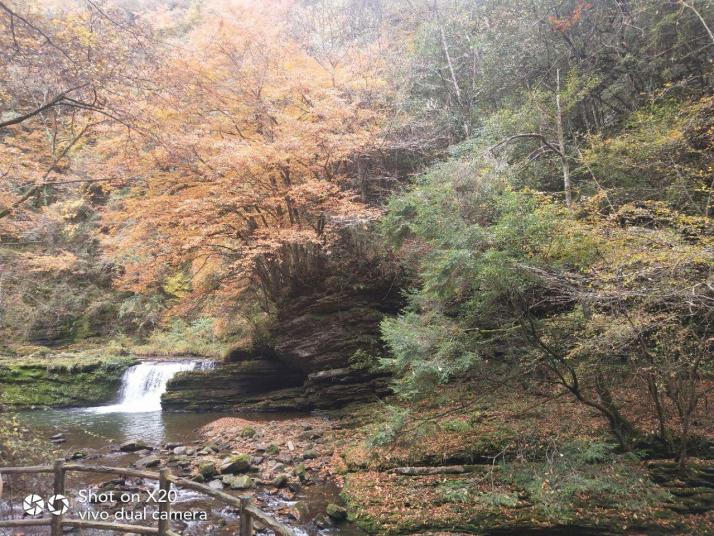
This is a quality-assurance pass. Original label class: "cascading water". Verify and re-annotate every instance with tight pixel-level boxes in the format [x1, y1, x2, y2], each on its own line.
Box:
[91, 361, 202, 414]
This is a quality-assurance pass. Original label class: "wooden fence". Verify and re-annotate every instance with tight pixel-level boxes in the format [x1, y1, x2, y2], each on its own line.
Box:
[0, 460, 294, 536]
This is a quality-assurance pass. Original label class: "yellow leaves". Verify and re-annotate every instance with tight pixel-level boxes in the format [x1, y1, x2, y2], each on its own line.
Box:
[162, 271, 191, 298]
[51, 199, 88, 222]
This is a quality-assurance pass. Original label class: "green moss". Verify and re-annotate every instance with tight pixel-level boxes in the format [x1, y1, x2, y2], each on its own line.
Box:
[240, 426, 256, 438]
[0, 356, 135, 408]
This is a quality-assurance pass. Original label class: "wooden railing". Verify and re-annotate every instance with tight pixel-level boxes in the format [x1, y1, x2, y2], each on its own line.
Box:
[0, 460, 294, 536]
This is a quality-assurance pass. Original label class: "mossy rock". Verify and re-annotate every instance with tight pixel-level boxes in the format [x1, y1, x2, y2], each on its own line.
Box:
[219, 454, 252, 474]
[326, 503, 347, 521]
[294, 462, 306, 477]
[0, 356, 134, 408]
[272, 474, 289, 488]
[198, 460, 217, 478]
[227, 475, 252, 490]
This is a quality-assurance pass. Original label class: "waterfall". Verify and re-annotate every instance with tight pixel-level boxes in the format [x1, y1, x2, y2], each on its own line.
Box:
[90, 361, 201, 414]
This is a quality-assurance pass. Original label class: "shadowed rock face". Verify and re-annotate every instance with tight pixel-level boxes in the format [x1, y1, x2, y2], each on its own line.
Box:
[163, 288, 399, 411]
[272, 291, 393, 373]
[162, 360, 307, 411]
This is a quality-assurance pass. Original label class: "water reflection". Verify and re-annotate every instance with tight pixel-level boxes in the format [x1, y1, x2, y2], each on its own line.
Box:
[16, 409, 228, 448]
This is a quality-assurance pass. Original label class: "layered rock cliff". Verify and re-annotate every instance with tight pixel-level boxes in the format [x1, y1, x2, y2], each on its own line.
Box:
[163, 287, 397, 411]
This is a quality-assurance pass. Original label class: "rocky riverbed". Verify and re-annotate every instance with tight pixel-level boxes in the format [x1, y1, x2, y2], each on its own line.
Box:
[79, 413, 357, 534]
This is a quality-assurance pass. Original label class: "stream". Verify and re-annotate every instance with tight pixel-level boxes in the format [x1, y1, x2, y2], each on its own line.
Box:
[1, 360, 362, 536]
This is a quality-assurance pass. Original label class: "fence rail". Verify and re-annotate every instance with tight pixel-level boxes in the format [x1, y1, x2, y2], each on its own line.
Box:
[0, 460, 294, 536]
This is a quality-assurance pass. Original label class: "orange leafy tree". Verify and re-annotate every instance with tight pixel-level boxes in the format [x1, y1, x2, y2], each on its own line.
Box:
[101, 1, 385, 311]
[0, 0, 157, 234]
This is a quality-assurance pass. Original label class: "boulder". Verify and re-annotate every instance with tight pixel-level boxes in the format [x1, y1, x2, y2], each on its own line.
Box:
[326, 503, 347, 521]
[302, 450, 318, 460]
[119, 440, 150, 453]
[315, 513, 333, 529]
[272, 474, 289, 488]
[226, 475, 252, 490]
[208, 479, 224, 490]
[272, 292, 390, 372]
[219, 454, 252, 474]
[162, 360, 305, 411]
[135, 455, 161, 468]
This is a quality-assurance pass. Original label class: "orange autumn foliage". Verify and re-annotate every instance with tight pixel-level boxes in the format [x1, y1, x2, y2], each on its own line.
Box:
[547, 1, 592, 32]
[101, 1, 385, 304]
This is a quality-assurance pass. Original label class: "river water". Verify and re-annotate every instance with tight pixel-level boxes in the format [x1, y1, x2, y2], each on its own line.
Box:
[15, 361, 224, 448]
[1, 360, 361, 536]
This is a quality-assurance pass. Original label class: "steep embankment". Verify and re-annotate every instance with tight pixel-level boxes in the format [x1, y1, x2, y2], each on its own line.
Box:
[0, 356, 136, 408]
[163, 288, 396, 411]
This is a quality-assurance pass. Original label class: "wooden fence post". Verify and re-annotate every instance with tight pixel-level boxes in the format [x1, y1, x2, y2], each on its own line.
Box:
[158, 468, 170, 536]
[239, 496, 252, 536]
[51, 458, 65, 536]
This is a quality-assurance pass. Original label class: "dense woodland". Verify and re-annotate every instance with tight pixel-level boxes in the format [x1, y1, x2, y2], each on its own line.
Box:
[0, 0, 713, 532]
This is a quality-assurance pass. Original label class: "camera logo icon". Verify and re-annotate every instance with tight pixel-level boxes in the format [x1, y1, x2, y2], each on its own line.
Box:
[47, 494, 70, 515]
[22, 494, 70, 516]
[23, 494, 44, 516]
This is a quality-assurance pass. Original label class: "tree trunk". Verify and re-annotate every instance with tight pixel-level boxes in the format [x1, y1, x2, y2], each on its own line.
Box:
[555, 69, 572, 207]
[594, 373, 637, 449]
[678, 415, 690, 473]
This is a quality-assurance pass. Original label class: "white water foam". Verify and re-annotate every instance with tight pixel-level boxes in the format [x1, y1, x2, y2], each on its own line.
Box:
[90, 361, 199, 414]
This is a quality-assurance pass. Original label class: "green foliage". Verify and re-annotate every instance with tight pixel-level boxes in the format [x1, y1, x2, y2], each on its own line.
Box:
[136, 316, 224, 357]
[436, 480, 471, 504]
[381, 160, 600, 397]
[442, 419, 474, 433]
[562, 440, 616, 465]
[118, 294, 166, 335]
[501, 442, 672, 517]
[476, 491, 520, 508]
[582, 96, 713, 211]
[368, 406, 411, 447]
[240, 426, 256, 438]
[381, 89, 712, 462]
[349, 349, 383, 372]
